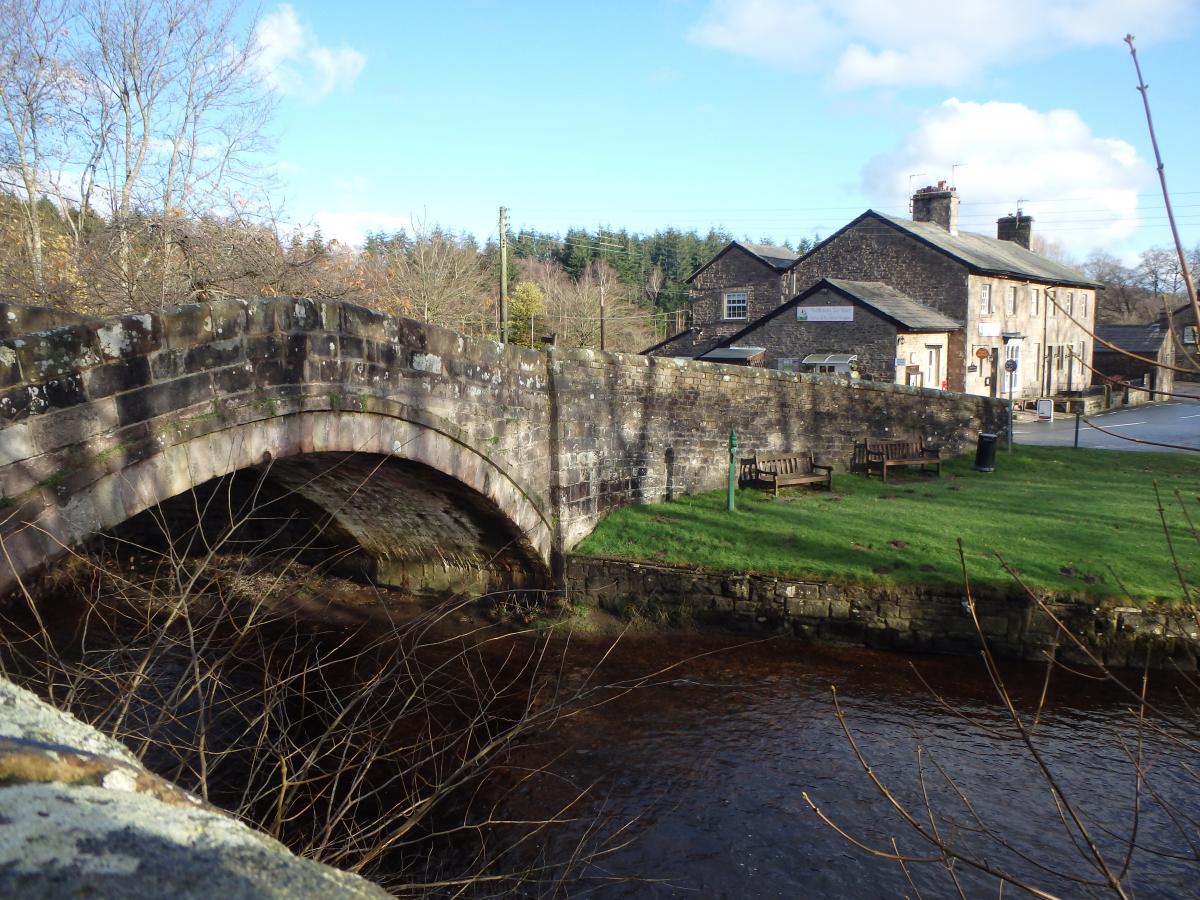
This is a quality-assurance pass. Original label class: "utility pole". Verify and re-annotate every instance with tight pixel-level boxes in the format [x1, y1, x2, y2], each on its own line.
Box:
[597, 223, 607, 351]
[599, 277, 606, 351]
[498, 206, 509, 343]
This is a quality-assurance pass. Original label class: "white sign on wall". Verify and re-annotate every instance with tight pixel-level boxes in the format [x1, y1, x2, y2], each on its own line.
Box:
[978, 322, 1001, 337]
[797, 306, 854, 322]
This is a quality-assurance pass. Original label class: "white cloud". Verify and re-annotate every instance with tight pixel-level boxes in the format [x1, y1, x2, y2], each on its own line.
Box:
[689, 0, 1193, 88]
[310, 209, 412, 247]
[861, 99, 1151, 251]
[254, 4, 365, 100]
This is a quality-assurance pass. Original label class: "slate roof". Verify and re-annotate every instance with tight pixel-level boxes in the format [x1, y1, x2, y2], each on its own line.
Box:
[799, 211, 1100, 289]
[1095, 323, 1171, 354]
[823, 278, 961, 331]
[709, 278, 961, 354]
[685, 240, 799, 283]
[698, 346, 766, 362]
[736, 241, 799, 271]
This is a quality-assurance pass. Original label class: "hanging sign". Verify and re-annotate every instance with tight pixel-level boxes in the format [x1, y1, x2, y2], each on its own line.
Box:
[797, 306, 854, 322]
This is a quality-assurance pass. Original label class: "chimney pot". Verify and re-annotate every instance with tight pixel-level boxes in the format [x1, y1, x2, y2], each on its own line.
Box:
[912, 184, 959, 235]
[997, 212, 1034, 250]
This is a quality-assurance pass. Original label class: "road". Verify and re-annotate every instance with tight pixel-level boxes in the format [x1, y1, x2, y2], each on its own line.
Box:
[1012, 385, 1200, 453]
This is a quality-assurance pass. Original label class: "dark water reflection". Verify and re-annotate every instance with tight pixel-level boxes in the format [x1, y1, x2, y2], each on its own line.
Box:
[508, 636, 1200, 898]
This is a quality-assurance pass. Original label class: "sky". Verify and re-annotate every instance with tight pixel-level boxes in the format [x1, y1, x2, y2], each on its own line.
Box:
[250, 0, 1200, 263]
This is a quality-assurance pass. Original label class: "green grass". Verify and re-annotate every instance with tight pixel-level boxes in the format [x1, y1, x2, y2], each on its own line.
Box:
[575, 447, 1200, 603]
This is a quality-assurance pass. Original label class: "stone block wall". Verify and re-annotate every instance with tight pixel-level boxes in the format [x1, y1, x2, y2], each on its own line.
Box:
[549, 350, 1008, 549]
[0, 298, 1009, 590]
[0, 302, 94, 339]
[567, 557, 1200, 670]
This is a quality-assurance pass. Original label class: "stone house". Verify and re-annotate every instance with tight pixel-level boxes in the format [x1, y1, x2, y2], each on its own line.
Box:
[648, 183, 1100, 400]
[1161, 298, 1198, 381]
[643, 240, 798, 359]
[1093, 322, 1176, 400]
[708, 278, 960, 386]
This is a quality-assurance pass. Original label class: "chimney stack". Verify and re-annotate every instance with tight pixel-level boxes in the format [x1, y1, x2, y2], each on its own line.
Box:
[911, 181, 959, 235]
[996, 210, 1033, 250]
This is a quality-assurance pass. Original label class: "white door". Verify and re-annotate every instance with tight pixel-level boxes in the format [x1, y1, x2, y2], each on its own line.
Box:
[1004, 342, 1021, 395]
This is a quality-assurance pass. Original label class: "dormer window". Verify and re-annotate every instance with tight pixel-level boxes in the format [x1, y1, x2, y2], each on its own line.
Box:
[723, 291, 748, 320]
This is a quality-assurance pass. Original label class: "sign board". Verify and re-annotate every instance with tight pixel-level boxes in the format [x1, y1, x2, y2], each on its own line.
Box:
[1037, 398, 1054, 422]
[797, 306, 854, 322]
[894, 357, 907, 367]
[967, 364, 978, 373]
[975, 347, 991, 360]
[978, 323, 1001, 337]
[1003, 359, 1018, 373]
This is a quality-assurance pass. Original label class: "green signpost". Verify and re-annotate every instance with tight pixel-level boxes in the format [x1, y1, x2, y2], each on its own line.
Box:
[727, 430, 738, 513]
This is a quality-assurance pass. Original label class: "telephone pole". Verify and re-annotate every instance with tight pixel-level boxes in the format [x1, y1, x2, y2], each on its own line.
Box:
[498, 206, 509, 343]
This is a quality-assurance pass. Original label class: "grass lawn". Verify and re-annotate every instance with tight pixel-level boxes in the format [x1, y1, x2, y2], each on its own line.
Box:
[574, 446, 1200, 603]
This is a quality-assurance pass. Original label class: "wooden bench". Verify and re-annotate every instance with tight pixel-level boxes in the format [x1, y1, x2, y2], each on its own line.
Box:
[753, 451, 832, 496]
[864, 439, 941, 483]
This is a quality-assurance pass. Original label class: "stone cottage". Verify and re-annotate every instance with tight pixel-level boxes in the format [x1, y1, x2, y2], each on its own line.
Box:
[642, 240, 798, 359]
[647, 183, 1101, 400]
[707, 278, 961, 387]
[1093, 322, 1176, 400]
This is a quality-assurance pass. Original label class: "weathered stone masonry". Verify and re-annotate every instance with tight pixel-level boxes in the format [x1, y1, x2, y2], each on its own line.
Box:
[0, 298, 1008, 594]
[568, 557, 1200, 670]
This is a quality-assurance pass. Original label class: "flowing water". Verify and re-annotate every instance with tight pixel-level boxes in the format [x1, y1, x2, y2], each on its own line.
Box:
[502, 635, 1200, 898]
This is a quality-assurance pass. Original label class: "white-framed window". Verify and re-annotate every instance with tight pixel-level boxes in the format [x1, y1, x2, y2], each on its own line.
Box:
[1079, 292, 1088, 317]
[723, 291, 748, 320]
[1006, 285, 1017, 315]
[1185, 325, 1198, 345]
[1056, 345, 1064, 371]
[1066, 292, 1074, 316]
[1079, 341, 1086, 367]
[1031, 288, 1040, 315]
[980, 283, 993, 314]
[1049, 292, 1057, 317]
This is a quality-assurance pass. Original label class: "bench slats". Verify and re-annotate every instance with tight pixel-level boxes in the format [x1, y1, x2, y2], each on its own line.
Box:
[863, 439, 941, 483]
[753, 451, 832, 495]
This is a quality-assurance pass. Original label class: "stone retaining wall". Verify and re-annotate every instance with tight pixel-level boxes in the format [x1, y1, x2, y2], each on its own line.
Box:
[0, 298, 1009, 593]
[566, 556, 1200, 670]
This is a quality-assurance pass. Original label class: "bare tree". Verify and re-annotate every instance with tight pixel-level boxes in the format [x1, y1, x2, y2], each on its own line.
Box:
[521, 257, 653, 352]
[367, 220, 496, 336]
[0, 0, 73, 292]
[73, 0, 273, 306]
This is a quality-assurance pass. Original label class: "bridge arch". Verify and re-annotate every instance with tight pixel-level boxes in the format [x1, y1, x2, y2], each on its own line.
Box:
[0, 410, 552, 597]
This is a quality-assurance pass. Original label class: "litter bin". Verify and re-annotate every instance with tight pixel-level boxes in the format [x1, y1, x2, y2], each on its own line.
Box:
[974, 432, 998, 472]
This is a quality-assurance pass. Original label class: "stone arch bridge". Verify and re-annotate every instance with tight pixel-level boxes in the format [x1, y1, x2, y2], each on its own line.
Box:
[0, 298, 1006, 596]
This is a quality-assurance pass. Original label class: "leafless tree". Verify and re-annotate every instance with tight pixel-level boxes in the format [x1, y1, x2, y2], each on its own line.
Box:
[0, 0, 73, 292]
[367, 220, 496, 337]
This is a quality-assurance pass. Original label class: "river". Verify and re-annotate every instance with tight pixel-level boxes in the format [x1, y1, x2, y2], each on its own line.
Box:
[497, 634, 1200, 898]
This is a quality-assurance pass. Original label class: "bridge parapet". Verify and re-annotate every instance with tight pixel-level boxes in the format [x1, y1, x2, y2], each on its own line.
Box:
[0, 298, 1010, 595]
[0, 298, 556, 594]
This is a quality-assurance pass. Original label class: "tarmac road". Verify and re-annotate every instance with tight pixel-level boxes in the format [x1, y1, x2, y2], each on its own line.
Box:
[1011, 384, 1200, 453]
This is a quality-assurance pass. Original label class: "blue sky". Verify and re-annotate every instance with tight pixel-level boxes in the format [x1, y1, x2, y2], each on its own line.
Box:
[254, 0, 1200, 262]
